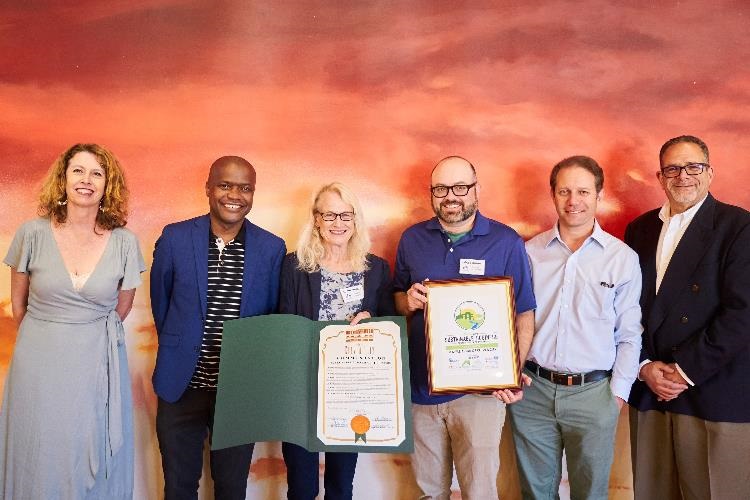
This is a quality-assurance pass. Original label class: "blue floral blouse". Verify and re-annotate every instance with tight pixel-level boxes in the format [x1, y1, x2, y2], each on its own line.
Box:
[318, 268, 365, 321]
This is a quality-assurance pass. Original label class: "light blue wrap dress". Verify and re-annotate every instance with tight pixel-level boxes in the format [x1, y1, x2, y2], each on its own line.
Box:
[0, 218, 145, 499]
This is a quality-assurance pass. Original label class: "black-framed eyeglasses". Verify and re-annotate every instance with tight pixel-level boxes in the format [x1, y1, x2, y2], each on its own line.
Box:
[317, 211, 355, 222]
[660, 162, 710, 178]
[430, 183, 477, 198]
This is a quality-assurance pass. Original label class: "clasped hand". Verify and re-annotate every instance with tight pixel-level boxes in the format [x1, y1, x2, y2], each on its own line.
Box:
[640, 361, 688, 401]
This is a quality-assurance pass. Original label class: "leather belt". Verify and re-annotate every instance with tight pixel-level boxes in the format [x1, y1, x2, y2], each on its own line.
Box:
[525, 360, 611, 386]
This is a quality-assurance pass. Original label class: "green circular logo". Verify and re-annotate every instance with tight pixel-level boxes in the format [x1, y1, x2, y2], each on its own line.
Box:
[454, 301, 485, 330]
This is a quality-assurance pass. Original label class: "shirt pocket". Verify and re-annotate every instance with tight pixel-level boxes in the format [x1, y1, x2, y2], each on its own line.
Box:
[582, 280, 616, 321]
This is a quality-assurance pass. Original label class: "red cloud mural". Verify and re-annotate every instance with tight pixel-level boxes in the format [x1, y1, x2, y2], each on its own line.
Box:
[1, 1, 749, 498]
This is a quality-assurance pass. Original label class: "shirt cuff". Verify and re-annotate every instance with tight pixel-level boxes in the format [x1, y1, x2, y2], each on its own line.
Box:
[674, 363, 695, 386]
[637, 359, 651, 381]
[610, 377, 632, 401]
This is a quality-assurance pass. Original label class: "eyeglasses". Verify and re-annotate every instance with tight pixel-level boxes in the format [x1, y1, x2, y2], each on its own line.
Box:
[430, 183, 477, 198]
[660, 163, 710, 178]
[317, 211, 355, 222]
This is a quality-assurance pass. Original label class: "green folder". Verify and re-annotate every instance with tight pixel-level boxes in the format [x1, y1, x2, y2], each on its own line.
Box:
[211, 314, 413, 453]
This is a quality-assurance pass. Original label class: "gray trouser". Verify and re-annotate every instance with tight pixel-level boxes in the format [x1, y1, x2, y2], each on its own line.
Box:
[509, 369, 620, 500]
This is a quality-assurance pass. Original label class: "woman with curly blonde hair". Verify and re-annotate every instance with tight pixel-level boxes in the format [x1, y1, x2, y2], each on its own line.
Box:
[38, 143, 130, 230]
[279, 182, 394, 499]
[1, 143, 145, 499]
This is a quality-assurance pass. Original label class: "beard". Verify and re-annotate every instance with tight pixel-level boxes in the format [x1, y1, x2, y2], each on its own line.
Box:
[433, 198, 477, 225]
[667, 184, 701, 205]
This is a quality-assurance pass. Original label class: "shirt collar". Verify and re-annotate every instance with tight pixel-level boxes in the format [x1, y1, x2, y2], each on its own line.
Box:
[658, 194, 708, 225]
[209, 222, 246, 244]
[545, 219, 606, 249]
[589, 220, 608, 247]
[426, 211, 489, 236]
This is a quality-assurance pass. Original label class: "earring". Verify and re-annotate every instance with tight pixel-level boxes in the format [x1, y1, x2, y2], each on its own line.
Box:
[57, 199, 67, 206]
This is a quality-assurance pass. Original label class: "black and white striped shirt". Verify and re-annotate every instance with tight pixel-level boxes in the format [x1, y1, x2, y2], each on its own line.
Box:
[189, 226, 245, 390]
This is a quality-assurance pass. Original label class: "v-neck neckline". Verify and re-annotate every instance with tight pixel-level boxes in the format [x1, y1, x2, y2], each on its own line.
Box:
[48, 219, 114, 292]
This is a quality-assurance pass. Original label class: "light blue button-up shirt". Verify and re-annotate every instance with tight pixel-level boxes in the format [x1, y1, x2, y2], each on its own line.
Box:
[525, 221, 643, 400]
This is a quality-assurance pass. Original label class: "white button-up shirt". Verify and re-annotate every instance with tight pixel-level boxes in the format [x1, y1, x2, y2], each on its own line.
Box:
[656, 195, 708, 293]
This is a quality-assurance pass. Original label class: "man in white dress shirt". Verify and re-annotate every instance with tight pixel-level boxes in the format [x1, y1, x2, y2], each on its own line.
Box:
[625, 135, 750, 499]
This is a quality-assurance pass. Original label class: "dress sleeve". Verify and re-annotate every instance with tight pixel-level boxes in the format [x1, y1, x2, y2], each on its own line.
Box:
[3, 221, 34, 273]
[121, 230, 146, 290]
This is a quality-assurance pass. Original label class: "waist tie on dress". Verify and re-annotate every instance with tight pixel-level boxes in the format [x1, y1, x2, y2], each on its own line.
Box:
[23, 309, 126, 485]
[103, 309, 125, 479]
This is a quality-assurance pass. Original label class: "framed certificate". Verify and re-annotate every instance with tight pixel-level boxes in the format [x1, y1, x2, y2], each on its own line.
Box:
[424, 277, 521, 394]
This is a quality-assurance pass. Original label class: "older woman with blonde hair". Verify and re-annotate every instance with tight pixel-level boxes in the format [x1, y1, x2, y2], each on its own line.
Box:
[280, 182, 394, 499]
[0, 143, 145, 499]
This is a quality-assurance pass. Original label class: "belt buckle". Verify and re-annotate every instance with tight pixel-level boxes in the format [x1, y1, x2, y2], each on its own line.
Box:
[554, 372, 581, 386]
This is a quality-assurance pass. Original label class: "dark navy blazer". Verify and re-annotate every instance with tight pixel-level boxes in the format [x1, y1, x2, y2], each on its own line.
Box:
[279, 252, 395, 319]
[625, 193, 750, 422]
[150, 214, 286, 403]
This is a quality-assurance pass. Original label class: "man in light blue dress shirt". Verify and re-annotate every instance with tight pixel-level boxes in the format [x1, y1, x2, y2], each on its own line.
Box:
[508, 155, 643, 500]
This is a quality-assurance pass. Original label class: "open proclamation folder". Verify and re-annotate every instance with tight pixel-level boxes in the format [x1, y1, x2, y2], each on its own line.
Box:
[212, 314, 413, 454]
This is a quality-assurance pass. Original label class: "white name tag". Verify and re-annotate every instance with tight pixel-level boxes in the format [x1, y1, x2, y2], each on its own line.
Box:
[340, 284, 365, 303]
[459, 258, 486, 276]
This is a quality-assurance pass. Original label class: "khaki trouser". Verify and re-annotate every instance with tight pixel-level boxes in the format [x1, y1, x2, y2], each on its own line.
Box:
[411, 394, 505, 500]
[630, 408, 750, 500]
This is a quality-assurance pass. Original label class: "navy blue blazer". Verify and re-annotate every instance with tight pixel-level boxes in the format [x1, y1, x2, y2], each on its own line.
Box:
[151, 214, 286, 403]
[279, 252, 395, 319]
[625, 194, 750, 422]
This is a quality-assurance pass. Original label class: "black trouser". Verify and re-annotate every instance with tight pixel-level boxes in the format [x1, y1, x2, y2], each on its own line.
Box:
[282, 442, 358, 500]
[157, 388, 254, 500]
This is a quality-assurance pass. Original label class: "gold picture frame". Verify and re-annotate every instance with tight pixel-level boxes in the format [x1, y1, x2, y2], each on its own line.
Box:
[424, 277, 521, 394]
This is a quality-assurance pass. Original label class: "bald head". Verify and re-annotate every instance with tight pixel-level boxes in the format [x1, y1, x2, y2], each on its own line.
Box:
[207, 155, 255, 184]
[431, 155, 477, 180]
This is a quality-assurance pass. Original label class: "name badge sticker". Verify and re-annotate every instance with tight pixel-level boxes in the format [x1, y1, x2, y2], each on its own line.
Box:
[340, 284, 365, 303]
[459, 258, 486, 276]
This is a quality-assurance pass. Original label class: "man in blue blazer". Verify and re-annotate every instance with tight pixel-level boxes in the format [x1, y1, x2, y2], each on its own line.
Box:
[151, 156, 286, 500]
[625, 136, 750, 499]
